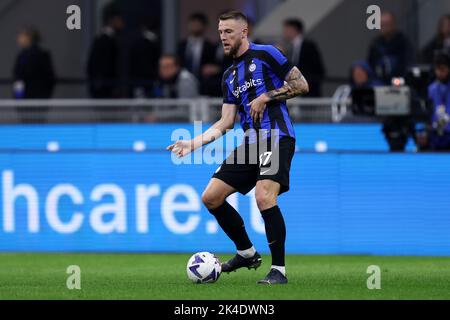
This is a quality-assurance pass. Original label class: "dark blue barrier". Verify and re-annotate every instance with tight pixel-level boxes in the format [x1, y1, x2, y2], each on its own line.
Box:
[0, 124, 447, 255]
[0, 123, 416, 151]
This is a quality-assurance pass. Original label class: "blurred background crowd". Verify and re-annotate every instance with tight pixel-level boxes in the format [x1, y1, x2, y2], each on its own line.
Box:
[1, 0, 450, 151]
[9, 2, 450, 98]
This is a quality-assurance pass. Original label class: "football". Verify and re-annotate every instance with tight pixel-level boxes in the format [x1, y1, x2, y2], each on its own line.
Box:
[186, 252, 222, 284]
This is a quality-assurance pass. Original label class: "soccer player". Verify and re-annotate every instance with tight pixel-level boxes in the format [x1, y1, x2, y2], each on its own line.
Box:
[167, 11, 309, 284]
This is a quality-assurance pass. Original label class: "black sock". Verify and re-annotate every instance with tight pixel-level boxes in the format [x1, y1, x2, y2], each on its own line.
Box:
[261, 205, 286, 266]
[208, 201, 253, 251]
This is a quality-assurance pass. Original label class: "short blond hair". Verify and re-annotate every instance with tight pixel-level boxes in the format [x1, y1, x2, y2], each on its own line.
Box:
[219, 10, 248, 25]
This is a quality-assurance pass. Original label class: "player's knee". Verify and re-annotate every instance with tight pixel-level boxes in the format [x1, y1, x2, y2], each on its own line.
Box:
[202, 190, 222, 210]
[255, 190, 276, 211]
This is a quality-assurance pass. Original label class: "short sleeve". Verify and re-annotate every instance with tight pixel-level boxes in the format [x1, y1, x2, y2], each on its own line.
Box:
[222, 70, 238, 105]
[263, 45, 294, 80]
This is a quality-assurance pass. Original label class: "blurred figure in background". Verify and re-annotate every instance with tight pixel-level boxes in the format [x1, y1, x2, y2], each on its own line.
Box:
[349, 61, 383, 88]
[348, 60, 412, 152]
[368, 12, 413, 85]
[153, 54, 199, 99]
[87, 2, 124, 98]
[421, 14, 450, 65]
[178, 12, 216, 95]
[13, 26, 55, 123]
[246, 18, 263, 44]
[367, 12, 415, 152]
[282, 18, 325, 97]
[416, 52, 450, 151]
[129, 18, 160, 98]
[150, 55, 199, 122]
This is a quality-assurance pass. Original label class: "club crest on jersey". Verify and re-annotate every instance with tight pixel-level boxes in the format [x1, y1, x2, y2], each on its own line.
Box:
[249, 63, 256, 72]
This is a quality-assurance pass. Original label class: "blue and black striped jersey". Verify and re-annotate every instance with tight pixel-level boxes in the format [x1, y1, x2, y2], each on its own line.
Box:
[222, 43, 296, 141]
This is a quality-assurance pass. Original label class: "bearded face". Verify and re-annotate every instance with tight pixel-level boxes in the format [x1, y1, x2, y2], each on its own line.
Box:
[226, 37, 243, 57]
[218, 19, 247, 58]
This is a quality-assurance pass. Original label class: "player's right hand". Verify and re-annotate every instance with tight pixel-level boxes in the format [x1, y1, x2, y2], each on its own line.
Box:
[166, 140, 193, 158]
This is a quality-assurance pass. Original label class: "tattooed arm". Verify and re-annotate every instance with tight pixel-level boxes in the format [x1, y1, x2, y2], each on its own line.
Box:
[266, 67, 309, 102]
[248, 67, 309, 122]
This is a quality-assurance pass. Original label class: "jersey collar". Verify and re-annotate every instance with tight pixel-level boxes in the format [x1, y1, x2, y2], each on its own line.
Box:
[233, 42, 254, 64]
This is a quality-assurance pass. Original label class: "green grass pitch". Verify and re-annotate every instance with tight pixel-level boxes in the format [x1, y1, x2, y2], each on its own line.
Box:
[1, 253, 449, 300]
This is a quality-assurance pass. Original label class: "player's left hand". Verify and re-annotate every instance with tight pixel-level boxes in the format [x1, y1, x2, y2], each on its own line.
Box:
[248, 93, 270, 123]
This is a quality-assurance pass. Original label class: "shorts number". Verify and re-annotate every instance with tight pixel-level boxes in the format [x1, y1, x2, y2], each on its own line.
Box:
[259, 151, 272, 167]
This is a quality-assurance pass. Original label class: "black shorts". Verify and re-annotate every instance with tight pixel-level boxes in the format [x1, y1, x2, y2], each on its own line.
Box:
[212, 136, 296, 195]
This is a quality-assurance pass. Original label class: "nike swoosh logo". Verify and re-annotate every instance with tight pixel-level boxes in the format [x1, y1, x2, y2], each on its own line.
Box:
[260, 169, 271, 175]
[230, 78, 235, 84]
